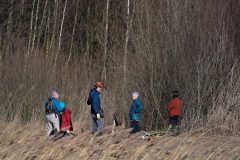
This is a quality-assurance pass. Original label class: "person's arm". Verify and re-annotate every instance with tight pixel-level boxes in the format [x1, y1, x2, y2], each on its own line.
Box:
[52, 99, 61, 113]
[134, 101, 142, 113]
[167, 100, 174, 111]
[59, 104, 65, 113]
[175, 99, 181, 114]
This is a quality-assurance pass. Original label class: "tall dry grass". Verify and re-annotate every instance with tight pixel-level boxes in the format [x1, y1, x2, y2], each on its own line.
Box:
[0, 0, 240, 134]
[0, 121, 240, 159]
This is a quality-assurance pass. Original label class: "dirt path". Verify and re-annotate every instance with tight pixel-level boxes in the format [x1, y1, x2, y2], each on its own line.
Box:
[0, 122, 240, 160]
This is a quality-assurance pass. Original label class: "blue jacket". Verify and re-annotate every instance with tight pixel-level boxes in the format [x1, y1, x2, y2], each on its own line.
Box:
[88, 88, 101, 115]
[129, 98, 143, 121]
[45, 97, 64, 114]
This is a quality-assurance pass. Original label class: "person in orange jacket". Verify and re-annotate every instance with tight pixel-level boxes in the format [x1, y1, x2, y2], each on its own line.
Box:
[166, 90, 181, 129]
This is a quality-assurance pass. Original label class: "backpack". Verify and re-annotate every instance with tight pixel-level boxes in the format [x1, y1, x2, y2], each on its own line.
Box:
[87, 96, 91, 105]
[60, 108, 73, 131]
[87, 90, 93, 105]
[46, 97, 55, 113]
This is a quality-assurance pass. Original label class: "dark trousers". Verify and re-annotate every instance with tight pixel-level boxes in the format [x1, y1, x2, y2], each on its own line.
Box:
[130, 120, 140, 134]
[169, 115, 180, 126]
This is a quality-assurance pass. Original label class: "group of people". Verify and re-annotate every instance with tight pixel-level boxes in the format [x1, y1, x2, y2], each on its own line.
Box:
[44, 81, 181, 138]
[86, 82, 145, 136]
[127, 89, 181, 135]
[45, 91, 73, 138]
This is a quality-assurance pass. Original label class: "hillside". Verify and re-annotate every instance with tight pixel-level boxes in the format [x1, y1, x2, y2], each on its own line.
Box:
[0, 122, 240, 160]
[1, 1, 240, 159]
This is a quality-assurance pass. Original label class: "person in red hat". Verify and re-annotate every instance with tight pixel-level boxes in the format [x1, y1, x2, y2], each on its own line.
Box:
[87, 81, 104, 136]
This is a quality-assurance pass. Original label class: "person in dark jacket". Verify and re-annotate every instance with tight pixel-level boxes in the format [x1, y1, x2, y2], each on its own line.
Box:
[129, 92, 143, 134]
[87, 81, 104, 136]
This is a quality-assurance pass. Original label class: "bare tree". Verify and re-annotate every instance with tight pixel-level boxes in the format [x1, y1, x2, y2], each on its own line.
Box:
[122, 0, 135, 124]
[37, 0, 49, 47]
[101, 0, 110, 82]
[66, 0, 80, 66]
[1, 0, 240, 134]
[49, 0, 59, 54]
[26, 0, 36, 59]
[31, 0, 40, 53]
[53, 0, 68, 76]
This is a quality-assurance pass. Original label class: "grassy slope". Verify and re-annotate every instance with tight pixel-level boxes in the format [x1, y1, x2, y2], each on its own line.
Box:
[0, 121, 240, 160]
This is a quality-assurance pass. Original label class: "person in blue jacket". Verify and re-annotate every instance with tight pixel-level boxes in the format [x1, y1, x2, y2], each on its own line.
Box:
[87, 81, 104, 136]
[129, 91, 143, 134]
[45, 91, 65, 137]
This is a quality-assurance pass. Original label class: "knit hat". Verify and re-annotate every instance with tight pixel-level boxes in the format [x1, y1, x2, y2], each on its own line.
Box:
[132, 92, 139, 99]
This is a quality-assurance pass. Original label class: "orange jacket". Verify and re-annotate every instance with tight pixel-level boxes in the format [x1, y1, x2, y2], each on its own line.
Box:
[166, 97, 181, 116]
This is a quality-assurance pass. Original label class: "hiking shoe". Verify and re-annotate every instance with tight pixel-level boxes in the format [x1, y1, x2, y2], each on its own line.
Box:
[64, 133, 70, 137]
[130, 129, 140, 134]
[49, 129, 58, 136]
[95, 132, 103, 137]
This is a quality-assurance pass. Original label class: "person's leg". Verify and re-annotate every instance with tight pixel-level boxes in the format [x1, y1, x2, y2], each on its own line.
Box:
[130, 120, 140, 134]
[130, 120, 134, 129]
[59, 114, 62, 129]
[129, 120, 134, 134]
[96, 118, 104, 134]
[174, 116, 179, 126]
[91, 114, 98, 134]
[171, 116, 180, 126]
[169, 116, 175, 126]
[133, 120, 140, 132]
[46, 114, 53, 136]
[51, 114, 60, 132]
[135, 121, 140, 132]
[174, 116, 180, 135]
[169, 116, 180, 136]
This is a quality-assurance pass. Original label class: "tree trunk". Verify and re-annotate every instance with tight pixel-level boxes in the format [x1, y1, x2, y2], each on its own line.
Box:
[66, 0, 80, 66]
[101, 0, 110, 82]
[37, 0, 49, 47]
[24, 0, 36, 75]
[122, 0, 135, 125]
[31, 0, 40, 53]
[53, 0, 68, 77]
[122, 0, 130, 126]
[49, 0, 59, 55]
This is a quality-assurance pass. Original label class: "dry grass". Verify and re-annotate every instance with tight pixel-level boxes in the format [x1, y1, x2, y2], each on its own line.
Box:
[1, 0, 240, 133]
[0, 121, 240, 160]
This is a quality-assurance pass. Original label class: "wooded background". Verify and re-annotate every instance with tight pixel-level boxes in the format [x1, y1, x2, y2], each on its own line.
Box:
[1, 0, 240, 134]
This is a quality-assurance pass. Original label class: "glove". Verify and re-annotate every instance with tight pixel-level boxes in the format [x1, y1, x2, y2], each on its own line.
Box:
[96, 113, 100, 119]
